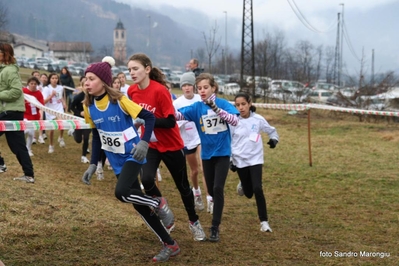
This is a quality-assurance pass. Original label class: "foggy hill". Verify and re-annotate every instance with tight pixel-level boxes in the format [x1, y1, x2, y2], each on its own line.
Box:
[5, 0, 203, 69]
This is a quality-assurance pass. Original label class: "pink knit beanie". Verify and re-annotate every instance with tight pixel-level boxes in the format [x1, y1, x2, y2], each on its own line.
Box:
[85, 56, 115, 86]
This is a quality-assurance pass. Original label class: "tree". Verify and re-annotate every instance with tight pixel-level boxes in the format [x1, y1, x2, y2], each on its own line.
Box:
[0, 1, 7, 30]
[202, 20, 221, 73]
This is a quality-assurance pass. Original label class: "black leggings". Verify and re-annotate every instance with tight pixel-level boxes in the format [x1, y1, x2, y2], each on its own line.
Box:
[73, 129, 91, 156]
[141, 148, 198, 223]
[0, 111, 34, 177]
[115, 161, 173, 244]
[236, 164, 268, 222]
[202, 156, 230, 227]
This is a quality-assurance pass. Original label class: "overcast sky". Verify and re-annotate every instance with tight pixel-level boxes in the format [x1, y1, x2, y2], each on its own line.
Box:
[117, 0, 399, 75]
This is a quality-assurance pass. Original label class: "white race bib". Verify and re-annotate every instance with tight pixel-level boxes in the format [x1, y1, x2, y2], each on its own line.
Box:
[202, 114, 227, 134]
[98, 127, 136, 154]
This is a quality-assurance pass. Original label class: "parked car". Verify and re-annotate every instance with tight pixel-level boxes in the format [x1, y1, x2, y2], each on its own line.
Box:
[223, 83, 240, 95]
[307, 89, 333, 104]
[169, 75, 180, 88]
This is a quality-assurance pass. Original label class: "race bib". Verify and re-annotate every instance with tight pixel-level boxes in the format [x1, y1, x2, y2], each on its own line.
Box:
[202, 113, 227, 134]
[98, 128, 131, 154]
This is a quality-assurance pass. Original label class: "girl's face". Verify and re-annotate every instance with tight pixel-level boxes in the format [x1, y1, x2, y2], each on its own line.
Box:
[28, 81, 38, 92]
[235, 96, 251, 118]
[80, 77, 87, 87]
[197, 79, 215, 100]
[50, 75, 59, 86]
[112, 79, 121, 90]
[117, 74, 126, 85]
[182, 84, 195, 98]
[40, 75, 48, 85]
[62, 68, 67, 74]
[127, 60, 150, 85]
[85, 72, 105, 96]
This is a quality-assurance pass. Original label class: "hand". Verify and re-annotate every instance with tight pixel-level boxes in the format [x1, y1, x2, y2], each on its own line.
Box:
[230, 161, 237, 172]
[82, 164, 97, 185]
[205, 99, 220, 114]
[134, 118, 145, 129]
[130, 140, 149, 161]
[267, 139, 278, 149]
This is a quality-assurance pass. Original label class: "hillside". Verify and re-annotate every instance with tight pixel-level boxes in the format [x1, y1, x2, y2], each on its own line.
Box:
[4, 0, 203, 69]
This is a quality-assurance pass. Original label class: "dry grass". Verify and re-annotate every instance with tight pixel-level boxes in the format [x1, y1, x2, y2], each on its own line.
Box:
[0, 108, 398, 265]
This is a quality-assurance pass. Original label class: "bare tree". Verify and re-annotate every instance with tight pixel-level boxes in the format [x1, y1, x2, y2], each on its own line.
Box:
[202, 20, 221, 73]
[0, 1, 8, 30]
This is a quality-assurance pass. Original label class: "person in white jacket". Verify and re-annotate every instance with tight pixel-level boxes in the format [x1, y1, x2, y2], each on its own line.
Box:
[173, 72, 208, 212]
[230, 92, 279, 233]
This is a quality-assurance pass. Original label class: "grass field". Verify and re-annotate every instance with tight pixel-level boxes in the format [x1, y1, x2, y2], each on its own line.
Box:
[1, 76, 399, 265]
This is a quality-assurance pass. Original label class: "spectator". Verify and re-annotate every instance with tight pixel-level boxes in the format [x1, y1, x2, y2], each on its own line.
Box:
[59, 66, 75, 112]
[189, 58, 203, 77]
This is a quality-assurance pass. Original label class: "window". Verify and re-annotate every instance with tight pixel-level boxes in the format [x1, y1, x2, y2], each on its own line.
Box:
[115, 31, 119, 38]
[22, 46, 25, 51]
[122, 32, 124, 39]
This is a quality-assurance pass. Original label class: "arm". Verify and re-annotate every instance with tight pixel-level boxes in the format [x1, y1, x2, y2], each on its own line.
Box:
[155, 114, 176, 128]
[204, 94, 239, 126]
[0, 69, 23, 102]
[136, 108, 155, 142]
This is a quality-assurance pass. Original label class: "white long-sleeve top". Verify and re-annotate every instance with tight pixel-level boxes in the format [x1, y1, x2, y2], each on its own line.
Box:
[173, 94, 202, 150]
[230, 112, 279, 168]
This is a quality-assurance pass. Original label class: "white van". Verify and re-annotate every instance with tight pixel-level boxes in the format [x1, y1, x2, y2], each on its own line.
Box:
[224, 83, 241, 95]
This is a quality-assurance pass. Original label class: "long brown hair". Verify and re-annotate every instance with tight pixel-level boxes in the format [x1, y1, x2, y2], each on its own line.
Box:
[83, 83, 124, 107]
[128, 53, 167, 87]
[0, 43, 16, 65]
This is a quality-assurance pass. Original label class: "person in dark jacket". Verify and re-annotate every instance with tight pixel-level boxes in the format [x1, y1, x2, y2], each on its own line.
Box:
[189, 58, 204, 77]
[59, 66, 75, 112]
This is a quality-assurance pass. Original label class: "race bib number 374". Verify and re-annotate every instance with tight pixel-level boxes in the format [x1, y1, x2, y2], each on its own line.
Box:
[202, 114, 227, 134]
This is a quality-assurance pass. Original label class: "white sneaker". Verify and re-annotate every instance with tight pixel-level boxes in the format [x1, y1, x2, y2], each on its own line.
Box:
[42, 133, 47, 140]
[157, 168, 162, 181]
[28, 150, 34, 157]
[59, 138, 65, 148]
[237, 182, 244, 196]
[32, 138, 37, 144]
[96, 166, 104, 180]
[260, 221, 272, 232]
[48, 145, 54, 153]
[194, 194, 205, 211]
[81, 156, 90, 164]
[38, 136, 45, 144]
[207, 199, 214, 214]
[189, 220, 206, 241]
[68, 129, 74, 136]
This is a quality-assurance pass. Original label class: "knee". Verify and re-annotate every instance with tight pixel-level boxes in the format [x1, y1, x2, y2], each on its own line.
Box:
[253, 186, 264, 197]
[114, 186, 128, 202]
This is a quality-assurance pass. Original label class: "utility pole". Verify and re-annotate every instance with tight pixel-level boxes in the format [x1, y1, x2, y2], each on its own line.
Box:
[334, 13, 340, 86]
[82, 16, 86, 62]
[223, 11, 227, 76]
[339, 3, 344, 87]
[147, 15, 151, 57]
[240, 0, 255, 97]
[371, 49, 375, 87]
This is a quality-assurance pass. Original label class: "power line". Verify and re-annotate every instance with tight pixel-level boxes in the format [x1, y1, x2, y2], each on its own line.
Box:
[343, 21, 361, 62]
[286, 0, 336, 33]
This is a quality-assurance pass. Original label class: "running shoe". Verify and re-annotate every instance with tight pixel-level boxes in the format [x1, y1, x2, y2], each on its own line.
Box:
[237, 182, 244, 196]
[13, 175, 35, 183]
[260, 221, 272, 232]
[152, 240, 180, 262]
[48, 145, 54, 154]
[195, 194, 205, 211]
[209, 225, 220, 242]
[189, 220, 206, 241]
[155, 197, 175, 231]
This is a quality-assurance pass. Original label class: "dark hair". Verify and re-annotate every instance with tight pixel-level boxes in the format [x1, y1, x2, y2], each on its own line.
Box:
[27, 76, 40, 85]
[191, 58, 199, 66]
[0, 43, 16, 64]
[40, 73, 48, 86]
[112, 76, 121, 89]
[48, 73, 60, 85]
[79, 76, 86, 82]
[117, 72, 126, 77]
[31, 70, 40, 76]
[196, 73, 219, 93]
[235, 92, 256, 112]
[61, 66, 72, 77]
[128, 53, 167, 87]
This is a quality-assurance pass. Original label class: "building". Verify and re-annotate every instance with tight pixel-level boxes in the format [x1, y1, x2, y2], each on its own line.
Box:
[48, 42, 93, 62]
[14, 41, 47, 59]
[113, 20, 127, 64]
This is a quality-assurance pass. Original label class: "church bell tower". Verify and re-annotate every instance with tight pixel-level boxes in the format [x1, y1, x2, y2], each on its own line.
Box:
[113, 19, 127, 64]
